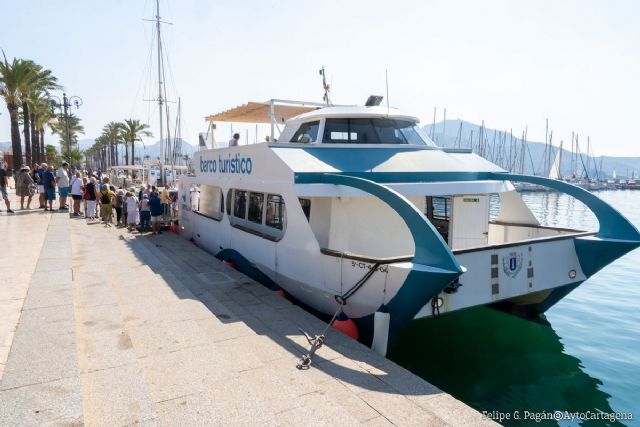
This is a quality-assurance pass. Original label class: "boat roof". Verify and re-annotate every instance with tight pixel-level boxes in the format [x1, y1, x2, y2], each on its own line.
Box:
[289, 106, 419, 124]
[205, 99, 326, 124]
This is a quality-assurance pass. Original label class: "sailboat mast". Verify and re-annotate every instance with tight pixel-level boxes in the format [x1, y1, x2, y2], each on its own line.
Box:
[155, 0, 165, 184]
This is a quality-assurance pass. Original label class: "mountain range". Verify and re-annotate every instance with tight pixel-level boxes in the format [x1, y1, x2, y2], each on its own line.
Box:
[424, 120, 640, 178]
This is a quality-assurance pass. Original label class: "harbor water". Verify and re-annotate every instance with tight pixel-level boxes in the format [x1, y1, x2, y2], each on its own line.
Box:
[388, 190, 640, 427]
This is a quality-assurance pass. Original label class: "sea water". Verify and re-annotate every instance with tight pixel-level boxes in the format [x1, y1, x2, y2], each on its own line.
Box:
[388, 190, 640, 427]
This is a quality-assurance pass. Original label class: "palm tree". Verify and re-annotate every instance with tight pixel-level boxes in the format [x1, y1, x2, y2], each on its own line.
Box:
[121, 119, 152, 166]
[50, 113, 84, 157]
[18, 61, 59, 166]
[0, 53, 31, 169]
[102, 121, 124, 168]
[31, 95, 53, 164]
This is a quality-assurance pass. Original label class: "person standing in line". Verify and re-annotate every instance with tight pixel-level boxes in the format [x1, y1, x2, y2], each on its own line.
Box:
[81, 177, 89, 217]
[85, 177, 98, 222]
[125, 191, 139, 232]
[149, 190, 163, 235]
[228, 132, 240, 147]
[41, 165, 57, 211]
[114, 189, 124, 227]
[139, 193, 151, 232]
[0, 161, 15, 214]
[15, 166, 34, 210]
[69, 172, 84, 217]
[36, 163, 47, 208]
[98, 183, 115, 226]
[56, 162, 70, 210]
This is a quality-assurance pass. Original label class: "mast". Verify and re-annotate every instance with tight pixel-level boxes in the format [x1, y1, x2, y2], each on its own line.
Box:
[155, 0, 165, 185]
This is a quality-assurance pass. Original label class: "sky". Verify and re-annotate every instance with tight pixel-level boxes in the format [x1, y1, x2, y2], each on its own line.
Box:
[1, 0, 639, 156]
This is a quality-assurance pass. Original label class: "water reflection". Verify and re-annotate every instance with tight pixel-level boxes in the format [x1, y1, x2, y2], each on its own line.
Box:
[388, 307, 624, 427]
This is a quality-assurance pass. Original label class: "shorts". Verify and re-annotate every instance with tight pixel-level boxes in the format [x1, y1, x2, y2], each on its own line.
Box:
[37, 185, 45, 193]
[45, 188, 56, 201]
[100, 205, 113, 218]
[151, 215, 162, 223]
[0, 186, 7, 200]
[59, 187, 69, 198]
[72, 194, 82, 200]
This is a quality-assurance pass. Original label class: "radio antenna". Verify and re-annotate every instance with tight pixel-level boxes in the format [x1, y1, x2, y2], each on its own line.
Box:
[385, 69, 389, 115]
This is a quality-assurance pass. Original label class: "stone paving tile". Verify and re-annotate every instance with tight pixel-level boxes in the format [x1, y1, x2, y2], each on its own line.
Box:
[155, 392, 223, 426]
[16, 304, 75, 336]
[358, 390, 447, 427]
[275, 391, 362, 427]
[202, 376, 281, 427]
[20, 287, 73, 310]
[80, 362, 157, 427]
[76, 329, 137, 373]
[126, 319, 209, 357]
[74, 303, 126, 335]
[0, 331, 77, 390]
[0, 376, 83, 427]
[315, 357, 393, 395]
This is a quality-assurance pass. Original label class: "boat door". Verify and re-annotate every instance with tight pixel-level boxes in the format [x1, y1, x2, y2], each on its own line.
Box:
[450, 195, 489, 250]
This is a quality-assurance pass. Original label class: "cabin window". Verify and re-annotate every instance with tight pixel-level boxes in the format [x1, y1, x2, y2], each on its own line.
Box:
[431, 196, 451, 220]
[226, 189, 232, 215]
[299, 198, 311, 221]
[233, 190, 247, 219]
[248, 192, 264, 224]
[291, 121, 320, 143]
[322, 118, 433, 145]
[266, 195, 286, 230]
[196, 185, 224, 220]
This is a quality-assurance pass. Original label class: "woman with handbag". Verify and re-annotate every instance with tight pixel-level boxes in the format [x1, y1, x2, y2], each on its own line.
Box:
[15, 165, 35, 210]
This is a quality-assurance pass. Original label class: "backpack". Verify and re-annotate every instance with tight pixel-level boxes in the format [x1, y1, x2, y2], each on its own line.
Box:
[100, 190, 111, 204]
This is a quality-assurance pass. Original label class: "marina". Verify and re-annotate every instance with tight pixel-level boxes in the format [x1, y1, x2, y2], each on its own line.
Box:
[2, 1, 640, 426]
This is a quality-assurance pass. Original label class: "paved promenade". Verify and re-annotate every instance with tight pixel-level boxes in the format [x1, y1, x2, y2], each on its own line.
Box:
[0, 195, 496, 426]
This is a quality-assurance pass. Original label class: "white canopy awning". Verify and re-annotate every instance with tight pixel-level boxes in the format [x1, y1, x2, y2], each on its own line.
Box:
[205, 99, 325, 124]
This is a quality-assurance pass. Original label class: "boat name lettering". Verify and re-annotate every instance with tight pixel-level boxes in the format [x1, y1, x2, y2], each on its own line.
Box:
[199, 154, 253, 175]
[351, 261, 388, 273]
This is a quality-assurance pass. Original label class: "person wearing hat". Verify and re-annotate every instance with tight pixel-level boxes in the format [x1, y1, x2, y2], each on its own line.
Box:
[56, 161, 70, 210]
[114, 189, 125, 227]
[15, 165, 34, 210]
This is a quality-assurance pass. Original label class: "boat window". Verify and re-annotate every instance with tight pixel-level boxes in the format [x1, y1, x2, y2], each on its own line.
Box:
[233, 190, 247, 219]
[196, 185, 224, 221]
[291, 121, 320, 143]
[248, 192, 264, 224]
[432, 196, 451, 220]
[298, 198, 311, 221]
[226, 189, 232, 215]
[322, 118, 434, 145]
[266, 195, 286, 230]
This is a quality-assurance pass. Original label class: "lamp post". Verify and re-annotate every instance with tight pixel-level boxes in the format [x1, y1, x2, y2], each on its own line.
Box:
[50, 93, 83, 163]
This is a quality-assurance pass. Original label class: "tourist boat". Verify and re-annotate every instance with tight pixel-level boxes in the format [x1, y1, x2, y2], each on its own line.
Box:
[177, 99, 640, 355]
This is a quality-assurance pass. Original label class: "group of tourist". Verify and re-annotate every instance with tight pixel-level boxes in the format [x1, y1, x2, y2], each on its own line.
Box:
[0, 160, 173, 235]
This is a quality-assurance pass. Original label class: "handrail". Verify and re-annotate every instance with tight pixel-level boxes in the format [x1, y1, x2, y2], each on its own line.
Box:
[489, 173, 640, 241]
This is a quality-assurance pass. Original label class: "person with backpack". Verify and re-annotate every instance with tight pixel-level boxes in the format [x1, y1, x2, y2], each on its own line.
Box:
[85, 177, 99, 222]
[114, 189, 125, 227]
[98, 184, 115, 226]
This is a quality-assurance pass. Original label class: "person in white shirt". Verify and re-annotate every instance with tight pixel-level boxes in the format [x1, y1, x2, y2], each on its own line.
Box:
[228, 133, 240, 147]
[69, 172, 84, 216]
[56, 162, 70, 210]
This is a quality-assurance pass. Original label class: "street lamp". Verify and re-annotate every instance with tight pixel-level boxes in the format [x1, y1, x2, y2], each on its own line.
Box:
[50, 93, 83, 163]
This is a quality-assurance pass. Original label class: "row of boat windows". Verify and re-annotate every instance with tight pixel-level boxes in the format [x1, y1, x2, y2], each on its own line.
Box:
[192, 185, 308, 241]
[290, 119, 430, 145]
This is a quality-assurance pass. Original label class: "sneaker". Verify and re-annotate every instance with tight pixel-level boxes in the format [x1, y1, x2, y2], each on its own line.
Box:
[7, 209, 15, 214]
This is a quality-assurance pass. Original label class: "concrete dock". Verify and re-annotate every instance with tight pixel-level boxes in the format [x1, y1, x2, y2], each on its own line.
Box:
[0, 195, 496, 426]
